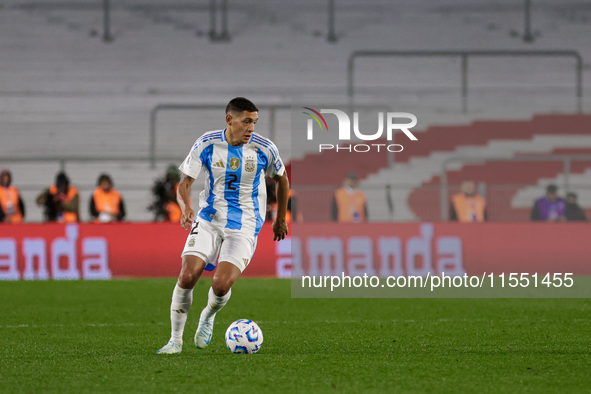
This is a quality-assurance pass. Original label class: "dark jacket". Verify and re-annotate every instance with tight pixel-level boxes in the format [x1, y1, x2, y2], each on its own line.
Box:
[565, 202, 587, 221]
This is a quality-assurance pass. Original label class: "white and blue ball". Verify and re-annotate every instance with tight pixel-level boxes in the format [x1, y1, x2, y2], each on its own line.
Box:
[225, 319, 263, 354]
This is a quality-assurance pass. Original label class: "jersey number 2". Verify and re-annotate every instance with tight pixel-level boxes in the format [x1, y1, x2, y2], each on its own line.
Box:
[227, 174, 238, 191]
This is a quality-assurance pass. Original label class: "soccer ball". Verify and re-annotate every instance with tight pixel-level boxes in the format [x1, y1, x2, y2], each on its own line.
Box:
[224, 319, 263, 354]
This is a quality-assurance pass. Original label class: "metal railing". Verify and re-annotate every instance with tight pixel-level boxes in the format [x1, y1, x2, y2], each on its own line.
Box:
[327, 0, 337, 43]
[0, 156, 179, 172]
[290, 182, 591, 223]
[347, 50, 584, 112]
[440, 155, 591, 221]
[209, 0, 230, 42]
[100, 0, 229, 43]
[102, 0, 113, 42]
[522, 0, 534, 42]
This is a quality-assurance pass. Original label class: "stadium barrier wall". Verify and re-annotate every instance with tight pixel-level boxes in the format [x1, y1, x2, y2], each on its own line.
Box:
[0, 222, 589, 280]
[289, 223, 591, 277]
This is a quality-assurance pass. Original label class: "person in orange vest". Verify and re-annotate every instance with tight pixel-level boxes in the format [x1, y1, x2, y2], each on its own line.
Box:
[286, 189, 303, 223]
[331, 172, 368, 223]
[163, 165, 182, 223]
[36, 172, 80, 222]
[90, 174, 126, 223]
[148, 165, 182, 222]
[450, 180, 488, 223]
[265, 176, 277, 222]
[0, 169, 25, 224]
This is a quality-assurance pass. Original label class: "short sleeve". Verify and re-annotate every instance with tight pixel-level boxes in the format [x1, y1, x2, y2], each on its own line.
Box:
[265, 140, 285, 178]
[178, 141, 203, 179]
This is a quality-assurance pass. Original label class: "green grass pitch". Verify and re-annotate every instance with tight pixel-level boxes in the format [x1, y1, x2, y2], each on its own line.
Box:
[1, 279, 590, 393]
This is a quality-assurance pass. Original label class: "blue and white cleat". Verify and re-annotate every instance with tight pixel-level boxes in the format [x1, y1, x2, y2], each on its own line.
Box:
[157, 340, 182, 354]
[194, 315, 214, 349]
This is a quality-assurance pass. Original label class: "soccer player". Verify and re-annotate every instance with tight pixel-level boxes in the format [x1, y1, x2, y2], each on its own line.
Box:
[157, 97, 289, 354]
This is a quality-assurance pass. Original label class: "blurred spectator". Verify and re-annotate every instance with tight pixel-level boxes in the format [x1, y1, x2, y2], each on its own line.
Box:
[148, 165, 181, 222]
[0, 169, 25, 223]
[265, 176, 277, 222]
[90, 174, 126, 223]
[450, 180, 487, 223]
[531, 184, 566, 222]
[36, 172, 80, 222]
[287, 190, 303, 223]
[332, 172, 367, 223]
[268, 187, 302, 223]
[565, 192, 586, 222]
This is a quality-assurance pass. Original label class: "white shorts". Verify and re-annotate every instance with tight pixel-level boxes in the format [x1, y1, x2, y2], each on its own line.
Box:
[181, 219, 257, 273]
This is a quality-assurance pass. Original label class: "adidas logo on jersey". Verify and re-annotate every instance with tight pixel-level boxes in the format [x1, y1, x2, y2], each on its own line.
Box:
[213, 160, 225, 168]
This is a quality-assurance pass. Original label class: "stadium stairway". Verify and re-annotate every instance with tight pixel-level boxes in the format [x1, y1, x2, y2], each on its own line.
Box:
[407, 147, 591, 222]
[360, 114, 591, 222]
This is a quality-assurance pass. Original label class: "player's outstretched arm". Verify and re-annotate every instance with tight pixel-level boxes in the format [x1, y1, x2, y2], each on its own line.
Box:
[272, 172, 290, 241]
[177, 172, 195, 230]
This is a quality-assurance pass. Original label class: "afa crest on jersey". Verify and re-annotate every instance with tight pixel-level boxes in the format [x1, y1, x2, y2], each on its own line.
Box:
[230, 158, 240, 171]
[245, 156, 256, 172]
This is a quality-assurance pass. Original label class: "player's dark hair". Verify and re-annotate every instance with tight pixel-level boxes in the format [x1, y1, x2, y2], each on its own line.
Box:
[547, 184, 558, 194]
[226, 97, 259, 114]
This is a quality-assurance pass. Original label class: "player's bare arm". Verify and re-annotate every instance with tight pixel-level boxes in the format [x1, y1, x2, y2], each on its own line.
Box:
[272, 172, 290, 241]
[177, 172, 195, 230]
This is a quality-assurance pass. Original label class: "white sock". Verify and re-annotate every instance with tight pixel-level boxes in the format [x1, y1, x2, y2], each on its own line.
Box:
[200, 287, 231, 321]
[170, 284, 193, 344]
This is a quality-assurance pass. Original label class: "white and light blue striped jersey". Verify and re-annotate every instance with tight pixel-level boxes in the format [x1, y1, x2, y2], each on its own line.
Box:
[179, 129, 285, 238]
